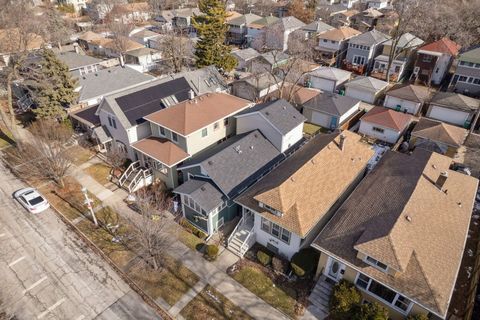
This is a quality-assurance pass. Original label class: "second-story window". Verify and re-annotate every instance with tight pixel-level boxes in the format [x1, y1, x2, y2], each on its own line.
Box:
[422, 55, 432, 63]
[224, 118, 229, 126]
[172, 132, 178, 142]
[214, 122, 219, 131]
[202, 128, 208, 137]
[108, 115, 117, 129]
[159, 126, 165, 136]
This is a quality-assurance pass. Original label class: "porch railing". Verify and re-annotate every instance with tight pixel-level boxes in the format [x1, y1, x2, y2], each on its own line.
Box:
[126, 167, 153, 193]
[119, 160, 140, 187]
[239, 225, 255, 256]
[227, 215, 244, 245]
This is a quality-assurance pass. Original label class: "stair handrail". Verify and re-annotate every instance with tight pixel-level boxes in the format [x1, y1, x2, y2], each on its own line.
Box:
[240, 225, 255, 256]
[127, 169, 144, 193]
[227, 216, 244, 245]
[119, 160, 139, 186]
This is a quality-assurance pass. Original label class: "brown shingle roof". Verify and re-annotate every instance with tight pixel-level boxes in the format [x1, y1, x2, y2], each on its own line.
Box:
[386, 84, 433, 103]
[412, 118, 467, 147]
[144, 93, 252, 136]
[361, 106, 412, 131]
[236, 131, 374, 237]
[266, 84, 321, 105]
[313, 149, 479, 318]
[418, 37, 460, 56]
[318, 26, 361, 41]
[78, 31, 104, 42]
[131, 137, 189, 167]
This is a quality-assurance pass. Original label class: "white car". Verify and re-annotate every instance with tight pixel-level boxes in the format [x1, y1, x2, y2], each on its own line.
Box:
[14, 188, 50, 214]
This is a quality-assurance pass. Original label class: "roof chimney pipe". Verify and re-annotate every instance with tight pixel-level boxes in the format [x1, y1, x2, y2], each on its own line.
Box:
[339, 133, 346, 151]
[188, 89, 195, 100]
[435, 171, 448, 191]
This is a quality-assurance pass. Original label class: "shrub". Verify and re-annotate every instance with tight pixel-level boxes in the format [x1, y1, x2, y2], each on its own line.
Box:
[350, 302, 388, 320]
[407, 315, 429, 320]
[329, 280, 362, 320]
[272, 256, 288, 274]
[205, 244, 219, 261]
[257, 250, 272, 266]
[290, 248, 319, 277]
[179, 218, 208, 239]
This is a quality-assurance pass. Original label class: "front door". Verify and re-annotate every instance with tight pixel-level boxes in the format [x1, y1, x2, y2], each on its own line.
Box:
[326, 257, 345, 282]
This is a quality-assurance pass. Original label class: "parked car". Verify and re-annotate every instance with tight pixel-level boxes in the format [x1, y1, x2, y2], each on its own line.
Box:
[13, 188, 50, 214]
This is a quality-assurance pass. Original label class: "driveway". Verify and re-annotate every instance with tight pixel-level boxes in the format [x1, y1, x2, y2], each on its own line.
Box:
[0, 162, 161, 320]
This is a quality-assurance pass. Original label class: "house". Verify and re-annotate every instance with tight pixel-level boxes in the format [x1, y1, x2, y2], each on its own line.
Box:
[76, 65, 155, 107]
[303, 92, 361, 129]
[180, 66, 229, 95]
[318, 0, 359, 8]
[227, 13, 262, 45]
[265, 84, 321, 111]
[330, 9, 359, 28]
[235, 99, 306, 152]
[232, 48, 261, 71]
[231, 73, 282, 101]
[383, 84, 432, 115]
[86, 0, 127, 21]
[365, 0, 388, 9]
[263, 16, 305, 51]
[0, 28, 43, 70]
[101, 37, 145, 58]
[451, 47, 480, 97]
[307, 67, 352, 92]
[56, 51, 104, 76]
[95, 77, 193, 161]
[246, 16, 279, 46]
[371, 33, 424, 82]
[124, 47, 162, 73]
[301, 19, 334, 39]
[350, 8, 384, 32]
[344, 29, 390, 74]
[175, 130, 284, 237]
[312, 149, 478, 320]
[108, 2, 150, 23]
[359, 106, 412, 144]
[315, 27, 361, 66]
[134, 93, 253, 188]
[250, 51, 291, 73]
[77, 31, 104, 51]
[232, 130, 374, 259]
[426, 92, 480, 128]
[344, 76, 389, 104]
[155, 8, 201, 33]
[411, 38, 460, 85]
[410, 118, 467, 157]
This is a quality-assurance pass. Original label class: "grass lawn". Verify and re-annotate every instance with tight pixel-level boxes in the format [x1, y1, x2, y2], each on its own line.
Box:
[232, 266, 296, 318]
[179, 229, 205, 251]
[67, 145, 95, 166]
[84, 163, 111, 186]
[0, 126, 14, 149]
[130, 255, 199, 306]
[180, 285, 252, 320]
[303, 122, 322, 136]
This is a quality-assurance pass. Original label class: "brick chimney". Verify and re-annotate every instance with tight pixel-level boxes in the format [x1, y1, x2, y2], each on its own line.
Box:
[339, 133, 346, 151]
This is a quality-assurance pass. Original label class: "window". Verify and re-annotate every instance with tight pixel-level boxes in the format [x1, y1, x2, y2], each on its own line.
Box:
[202, 128, 208, 137]
[108, 115, 117, 129]
[224, 118, 229, 126]
[159, 126, 165, 136]
[323, 39, 328, 43]
[353, 55, 366, 65]
[356, 274, 370, 289]
[458, 75, 468, 82]
[271, 224, 281, 237]
[394, 295, 411, 311]
[372, 127, 384, 133]
[369, 280, 396, 303]
[172, 132, 178, 142]
[473, 78, 480, 85]
[214, 122, 219, 131]
[365, 256, 388, 271]
[422, 55, 432, 63]
[260, 217, 290, 244]
[261, 217, 270, 232]
[281, 229, 291, 243]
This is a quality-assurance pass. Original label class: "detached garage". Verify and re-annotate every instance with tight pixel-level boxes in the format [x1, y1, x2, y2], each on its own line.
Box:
[426, 92, 480, 128]
[303, 92, 361, 129]
[359, 106, 412, 144]
[345, 76, 388, 104]
[308, 67, 351, 93]
[383, 84, 433, 115]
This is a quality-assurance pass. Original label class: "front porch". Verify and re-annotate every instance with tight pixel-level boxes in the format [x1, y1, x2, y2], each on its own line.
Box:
[227, 208, 255, 257]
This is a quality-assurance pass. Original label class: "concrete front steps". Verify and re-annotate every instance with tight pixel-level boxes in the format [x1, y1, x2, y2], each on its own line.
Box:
[307, 275, 333, 319]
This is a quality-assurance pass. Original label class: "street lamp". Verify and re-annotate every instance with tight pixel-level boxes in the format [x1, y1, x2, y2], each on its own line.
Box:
[82, 187, 98, 227]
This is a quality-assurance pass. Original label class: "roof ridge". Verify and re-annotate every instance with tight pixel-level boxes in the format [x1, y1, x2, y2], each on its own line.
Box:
[385, 233, 407, 271]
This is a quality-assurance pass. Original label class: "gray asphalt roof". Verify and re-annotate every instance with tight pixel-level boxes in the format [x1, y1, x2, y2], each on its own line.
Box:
[178, 130, 283, 199]
[309, 67, 351, 81]
[173, 179, 224, 213]
[77, 66, 155, 103]
[430, 92, 480, 112]
[228, 13, 261, 26]
[349, 29, 390, 46]
[302, 20, 334, 33]
[344, 76, 388, 92]
[303, 92, 360, 116]
[180, 66, 228, 95]
[56, 52, 103, 70]
[275, 16, 305, 30]
[236, 99, 306, 135]
[232, 48, 260, 61]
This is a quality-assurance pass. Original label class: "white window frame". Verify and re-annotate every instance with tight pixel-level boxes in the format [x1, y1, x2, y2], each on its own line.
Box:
[260, 217, 291, 244]
[372, 126, 384, 133]
[353, 55, 366, 65]
[354, 273, 413, 315]
[201, 128, 208, 137]
[159, 126, 166, 136]
[364, 255, 388, 271]
[171, 131, 178, 142]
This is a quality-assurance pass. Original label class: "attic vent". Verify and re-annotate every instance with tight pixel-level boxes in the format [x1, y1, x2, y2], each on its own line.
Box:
[405, 215, 412, 222]
[208, 160, 213, 165]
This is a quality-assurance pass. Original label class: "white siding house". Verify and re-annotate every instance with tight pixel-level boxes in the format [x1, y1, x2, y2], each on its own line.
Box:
[384, 96, 420, 115]
[358, 107, 412, 144]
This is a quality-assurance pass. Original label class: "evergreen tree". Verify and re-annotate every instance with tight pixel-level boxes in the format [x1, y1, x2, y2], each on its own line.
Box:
[192, 0, 236, 71]
[21, 49, 78, 120]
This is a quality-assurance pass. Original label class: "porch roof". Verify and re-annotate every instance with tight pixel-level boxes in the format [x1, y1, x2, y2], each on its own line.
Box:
[132, 137, 189, 167]
[174, 179, 224, 213]
[93, 125, 112, 144]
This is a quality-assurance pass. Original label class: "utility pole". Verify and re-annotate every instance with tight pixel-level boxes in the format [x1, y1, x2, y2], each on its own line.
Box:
[82, 187, 98, 227]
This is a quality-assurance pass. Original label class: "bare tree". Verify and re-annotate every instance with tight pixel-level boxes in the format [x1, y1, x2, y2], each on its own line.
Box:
[7, 119, 73, 187]
[105, 147, 127, 179]
[129, 185, 175, 271]
[158, 30, 195, 73]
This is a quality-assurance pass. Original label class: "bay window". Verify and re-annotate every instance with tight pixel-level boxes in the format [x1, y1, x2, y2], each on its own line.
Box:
[355, 273, 412, 314]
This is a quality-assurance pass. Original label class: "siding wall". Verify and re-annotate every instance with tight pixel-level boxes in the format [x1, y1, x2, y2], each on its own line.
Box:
[426, 105, 472, 127]
[384, 95, 421, 115]
[359, 120, 402, 144]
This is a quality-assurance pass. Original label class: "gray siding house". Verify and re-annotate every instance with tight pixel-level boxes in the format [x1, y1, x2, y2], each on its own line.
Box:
[344, 29, 390, 74]
[451, 47, 480, 97]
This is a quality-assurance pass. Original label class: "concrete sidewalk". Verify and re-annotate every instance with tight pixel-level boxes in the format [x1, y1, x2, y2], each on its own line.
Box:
[69, 165, 114, 201]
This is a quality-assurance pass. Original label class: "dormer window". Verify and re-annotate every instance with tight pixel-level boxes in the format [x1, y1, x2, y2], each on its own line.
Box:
[259, 202, 282, 216]
[365, 255, 388, 271]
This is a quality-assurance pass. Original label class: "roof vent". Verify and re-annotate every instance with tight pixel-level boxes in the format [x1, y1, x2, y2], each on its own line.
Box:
[208, 160, 213, 165]
[200, 186, 206, 191]
[311, 159, 316, 165]
[265, 111, 270, 116]
[458, 202, 462, 208]
[432, 164, 437, 169]
[234, 145, 242, 154]
[250, 145, 254, 150]
[283, 106, 286, 110]
[254, 133, 258, 138]
[290, 177, 295, 182]
[405, 215, 412, 222]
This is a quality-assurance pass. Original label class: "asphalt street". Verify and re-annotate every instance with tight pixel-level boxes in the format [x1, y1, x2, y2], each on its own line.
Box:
[0, 162, 162, 320]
